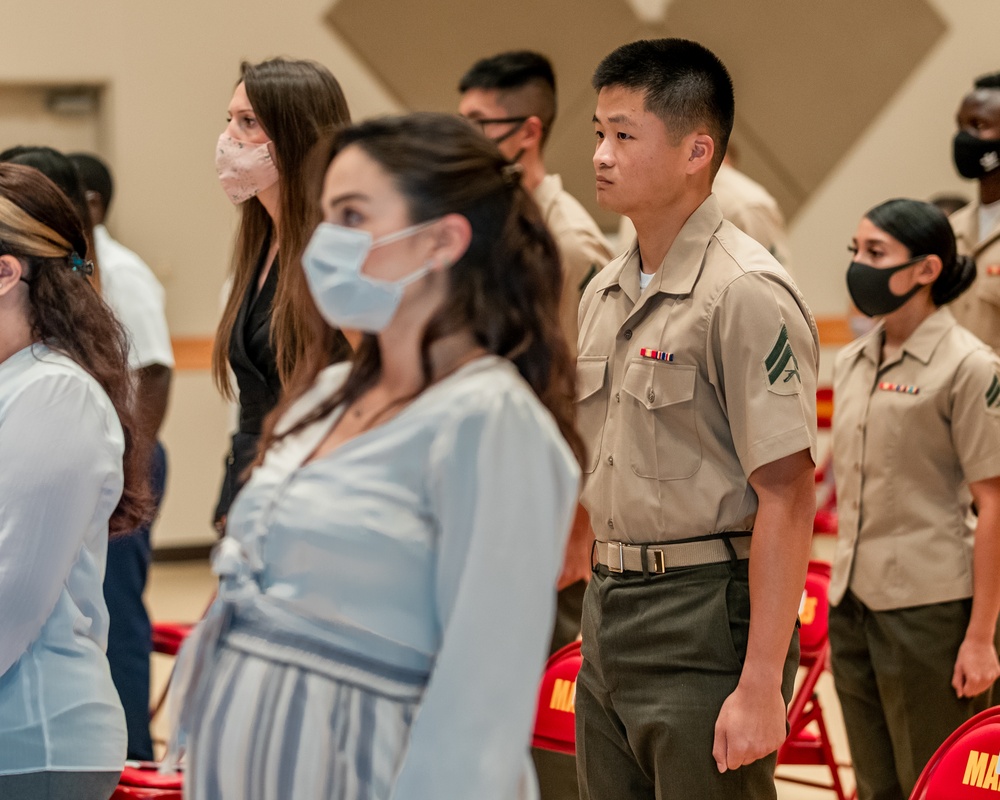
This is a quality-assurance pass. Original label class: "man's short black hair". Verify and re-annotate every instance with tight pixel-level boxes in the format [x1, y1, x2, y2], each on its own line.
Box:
[974, 72, 1000, 91]
[459, 50, 557, 141]
[68, 152, 114, 213]
[593, 38, 735, 173]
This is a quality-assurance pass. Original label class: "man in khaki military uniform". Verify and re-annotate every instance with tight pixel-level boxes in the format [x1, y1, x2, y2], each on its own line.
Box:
[458, 50, 614, 800]
[618, 155, 793, 271]
[573, 39, 818, 800]
[458, 51, 615, 360]
[951, 72, 1000, 350]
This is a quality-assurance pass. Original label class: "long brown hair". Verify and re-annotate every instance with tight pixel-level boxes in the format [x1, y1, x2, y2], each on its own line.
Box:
[263, 112, 585, 467]
[212, 58, 352, 398]
[0, 163, 151, 534]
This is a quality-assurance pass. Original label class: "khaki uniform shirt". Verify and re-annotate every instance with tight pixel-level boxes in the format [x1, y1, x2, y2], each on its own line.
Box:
[534, 174, 615, 360]
[830, 307, 1000, 610]
[950, 201, 1000, 352]
[577, 195, 818, 544]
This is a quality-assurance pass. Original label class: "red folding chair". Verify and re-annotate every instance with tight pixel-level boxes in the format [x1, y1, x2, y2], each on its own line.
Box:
[776, 560, 852, 800]
[111, 763, 182, 799]
[149, 621, 195, 722]
[532, 640, 582, 755]
[910, 705, 1000, 799]
[112, 618, 199, 798]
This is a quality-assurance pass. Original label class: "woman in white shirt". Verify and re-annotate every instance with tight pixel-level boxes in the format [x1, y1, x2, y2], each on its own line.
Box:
[0, 163, 151, 799]
[169, 112, 584, 799]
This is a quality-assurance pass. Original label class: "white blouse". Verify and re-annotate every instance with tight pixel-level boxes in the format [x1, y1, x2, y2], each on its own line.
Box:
[190, 355, 580, 798]
[0, 344, 127, 774]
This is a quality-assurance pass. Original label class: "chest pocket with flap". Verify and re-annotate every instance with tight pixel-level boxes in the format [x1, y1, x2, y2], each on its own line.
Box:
[621, 359, 701, 480]
[576, 356, 609, 474]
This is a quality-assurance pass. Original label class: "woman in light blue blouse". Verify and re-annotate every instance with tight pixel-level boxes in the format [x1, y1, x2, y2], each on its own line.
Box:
[168, 113, 584, 799]
[0, 163, 151, 799]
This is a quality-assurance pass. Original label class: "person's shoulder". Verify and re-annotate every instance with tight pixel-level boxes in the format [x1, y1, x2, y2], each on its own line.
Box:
[949, 201, 977, 229]
[274, 361, 352, 435]
[432, 356, 577, 467]
[710, 226, 798, 294]
[948, 317, 999, 366]
[537, 174, 608, 234]
[713, 164, 778, 211]
[0, 347, 114, 421]
[444, 357, 556, 426]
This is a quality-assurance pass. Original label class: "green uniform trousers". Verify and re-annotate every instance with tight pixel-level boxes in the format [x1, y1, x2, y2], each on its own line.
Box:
[533, 579, 587, 800]
[575, 560, 798, 800]
[829, 591, 996, 800]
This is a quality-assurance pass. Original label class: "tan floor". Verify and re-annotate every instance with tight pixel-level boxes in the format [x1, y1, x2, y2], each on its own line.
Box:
[144, 543, 857, 799]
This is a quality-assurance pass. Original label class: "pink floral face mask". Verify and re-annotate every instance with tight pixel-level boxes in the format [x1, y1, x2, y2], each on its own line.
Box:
[215, 134, 279, 204]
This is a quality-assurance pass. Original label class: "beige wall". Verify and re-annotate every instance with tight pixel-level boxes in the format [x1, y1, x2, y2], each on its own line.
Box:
[1, 0, 994, 547]
[790, 0, 992, 316]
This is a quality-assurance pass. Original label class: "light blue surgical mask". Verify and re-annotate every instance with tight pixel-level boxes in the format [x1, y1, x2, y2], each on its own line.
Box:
[302, 220, 439, 332]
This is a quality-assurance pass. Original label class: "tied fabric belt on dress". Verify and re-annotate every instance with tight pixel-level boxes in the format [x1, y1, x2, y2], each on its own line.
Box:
[595, 533, 752, 575]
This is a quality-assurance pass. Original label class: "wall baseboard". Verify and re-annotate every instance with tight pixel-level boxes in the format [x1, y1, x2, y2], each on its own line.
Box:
[153, 544, 213, 562]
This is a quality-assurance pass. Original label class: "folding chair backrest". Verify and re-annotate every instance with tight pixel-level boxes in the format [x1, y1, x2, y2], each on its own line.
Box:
[799, 561, 831, 658]
[911, 706, 1000, 799]
[532, 640, 582, 755]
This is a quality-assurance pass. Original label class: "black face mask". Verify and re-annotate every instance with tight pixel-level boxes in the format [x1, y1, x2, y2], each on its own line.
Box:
[847, 256, 926, 318]
[953, 130, 1000, 180]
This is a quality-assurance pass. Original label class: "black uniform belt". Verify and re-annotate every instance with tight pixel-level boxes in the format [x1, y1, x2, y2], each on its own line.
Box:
[594, 533, 752, 574]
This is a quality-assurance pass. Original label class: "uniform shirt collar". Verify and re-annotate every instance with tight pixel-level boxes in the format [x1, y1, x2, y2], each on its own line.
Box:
[589, 194, 723, 302]
[899, 306, 957, 365]
[852, 306, 956, 367]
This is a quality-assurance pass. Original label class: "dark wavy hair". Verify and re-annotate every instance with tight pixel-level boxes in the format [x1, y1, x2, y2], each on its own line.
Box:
[212, 57, 352, 399]
[262, 112, 585, 467]
[0, 145, 101, 290]
[0, 163, 152, 534]
[866, 198, 976, 306]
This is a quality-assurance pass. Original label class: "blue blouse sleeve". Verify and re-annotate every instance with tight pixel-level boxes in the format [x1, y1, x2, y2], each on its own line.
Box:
[390, 387, 580, 799]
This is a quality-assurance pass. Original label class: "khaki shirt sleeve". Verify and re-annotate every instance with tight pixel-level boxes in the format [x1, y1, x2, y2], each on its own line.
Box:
[951, 348, 1000, 483]
[708, 272, 818, 476]
[558, 233, 614, 359]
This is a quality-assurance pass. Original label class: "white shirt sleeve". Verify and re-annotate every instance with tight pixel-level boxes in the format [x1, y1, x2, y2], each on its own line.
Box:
[97, 228, 174, 370]
[390, 389, 580, 800]
[0, 373, 121, 677]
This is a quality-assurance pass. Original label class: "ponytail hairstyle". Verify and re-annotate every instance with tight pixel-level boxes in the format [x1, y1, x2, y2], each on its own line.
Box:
[262, 112, 585, 467]
[0, 163, 152, 534]
[0, 146, 102, 292]
[212, 58, 352, 399]
[865, 198, 977, 306]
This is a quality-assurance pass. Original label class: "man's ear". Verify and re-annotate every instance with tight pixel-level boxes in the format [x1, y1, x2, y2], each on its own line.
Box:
[430, 213, 472, 270]
[520, 115, 545, 152]
[685, 132, 716, 177]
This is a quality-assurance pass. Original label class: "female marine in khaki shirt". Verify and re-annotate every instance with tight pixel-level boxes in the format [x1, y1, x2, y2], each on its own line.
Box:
[830, 198, 1000, 800]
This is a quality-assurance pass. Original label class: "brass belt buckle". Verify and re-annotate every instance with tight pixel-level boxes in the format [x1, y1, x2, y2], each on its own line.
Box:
[609, 541, 625, 573]
[650, 549, 666, 573]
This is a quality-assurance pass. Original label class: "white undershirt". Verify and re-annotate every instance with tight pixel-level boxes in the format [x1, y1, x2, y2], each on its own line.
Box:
[979, 198, 1000, 242]
[639, 269, 656, 291]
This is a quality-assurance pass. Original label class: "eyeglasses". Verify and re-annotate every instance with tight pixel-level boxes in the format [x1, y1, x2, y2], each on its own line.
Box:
[464, 116, 529, 144]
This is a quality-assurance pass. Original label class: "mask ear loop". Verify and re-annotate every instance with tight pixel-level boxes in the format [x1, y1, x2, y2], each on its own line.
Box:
[369, 218, 440, 251]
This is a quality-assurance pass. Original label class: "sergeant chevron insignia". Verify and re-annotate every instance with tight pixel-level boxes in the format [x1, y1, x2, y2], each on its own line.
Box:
[764, 323, 801, 392]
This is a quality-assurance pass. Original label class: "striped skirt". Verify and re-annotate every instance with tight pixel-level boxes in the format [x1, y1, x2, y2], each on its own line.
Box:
[184, 630, 425, 800]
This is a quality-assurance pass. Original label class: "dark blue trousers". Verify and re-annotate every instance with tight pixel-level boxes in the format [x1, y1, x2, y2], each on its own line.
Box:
[103, 441, 166, 762]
